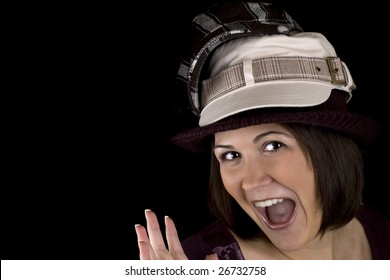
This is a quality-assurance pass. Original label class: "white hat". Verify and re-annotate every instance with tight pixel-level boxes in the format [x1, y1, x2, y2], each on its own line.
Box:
[199, 32, 355, 126]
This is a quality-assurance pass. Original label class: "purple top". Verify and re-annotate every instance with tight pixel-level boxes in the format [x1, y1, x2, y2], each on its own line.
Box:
[181, 205, 390, 260]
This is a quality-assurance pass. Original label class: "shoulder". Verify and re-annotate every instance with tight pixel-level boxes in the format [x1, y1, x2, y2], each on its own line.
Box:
[357, 205, 390, 259]
[181, 220, 245, 260]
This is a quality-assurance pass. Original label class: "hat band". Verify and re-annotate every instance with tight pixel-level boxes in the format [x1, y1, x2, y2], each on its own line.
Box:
[201, 56, 355, 110]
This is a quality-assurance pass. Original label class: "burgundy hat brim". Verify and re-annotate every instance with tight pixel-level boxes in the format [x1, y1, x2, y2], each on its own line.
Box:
[170, 91, 382, 153]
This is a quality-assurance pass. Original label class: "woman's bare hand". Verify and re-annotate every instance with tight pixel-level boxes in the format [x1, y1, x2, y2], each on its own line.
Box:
[135, 209, 188, 260]
[135, 209, 218, 260]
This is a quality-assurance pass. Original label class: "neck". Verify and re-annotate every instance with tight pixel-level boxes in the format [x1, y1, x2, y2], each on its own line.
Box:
[234, 218, 371, 260]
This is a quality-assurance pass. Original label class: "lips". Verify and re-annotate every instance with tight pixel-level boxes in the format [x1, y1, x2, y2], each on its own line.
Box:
[254, 198, 296, 230]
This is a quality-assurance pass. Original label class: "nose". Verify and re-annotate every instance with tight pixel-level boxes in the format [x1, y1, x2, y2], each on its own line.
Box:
[241, 155, 272, 191]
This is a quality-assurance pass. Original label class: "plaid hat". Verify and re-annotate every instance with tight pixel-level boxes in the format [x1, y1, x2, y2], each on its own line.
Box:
[171, 1, 382, 152]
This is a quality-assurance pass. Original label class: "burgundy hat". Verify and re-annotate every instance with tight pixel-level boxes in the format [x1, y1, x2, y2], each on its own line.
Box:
[171, 1, 382, 153]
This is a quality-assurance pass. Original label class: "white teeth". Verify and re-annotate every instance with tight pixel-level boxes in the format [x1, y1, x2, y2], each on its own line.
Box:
[255, 198, 283, 208]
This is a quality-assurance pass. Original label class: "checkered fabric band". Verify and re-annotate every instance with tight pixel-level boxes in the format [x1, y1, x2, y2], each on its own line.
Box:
[201, 56, 355, 110]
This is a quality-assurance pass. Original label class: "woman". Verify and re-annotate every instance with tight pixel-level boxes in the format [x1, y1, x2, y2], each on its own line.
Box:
[135, 1, 390, 259]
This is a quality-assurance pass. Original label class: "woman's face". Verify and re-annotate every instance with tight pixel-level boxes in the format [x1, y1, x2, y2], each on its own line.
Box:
[214, 123, 322, 252]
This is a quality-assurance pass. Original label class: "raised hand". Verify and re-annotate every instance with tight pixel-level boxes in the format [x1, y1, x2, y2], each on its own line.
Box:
[135, 209, 188, 260]
[135, 209, 218, 260]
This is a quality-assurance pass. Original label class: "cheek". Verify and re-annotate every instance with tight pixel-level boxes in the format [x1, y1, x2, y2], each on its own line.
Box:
[277, 153, 313, 185]
[220, 167, 252, 213]
[271, 155, 317, 204]
[285, 159, 319, 211]
[220, 167, 242, 198]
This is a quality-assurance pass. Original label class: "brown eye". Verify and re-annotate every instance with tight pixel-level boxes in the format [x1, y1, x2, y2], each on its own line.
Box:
[222, 151, 240, 162]
[264, 141, 283, 152]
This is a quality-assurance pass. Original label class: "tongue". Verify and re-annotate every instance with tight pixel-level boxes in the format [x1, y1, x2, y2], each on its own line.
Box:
[267, 199, 295, 224]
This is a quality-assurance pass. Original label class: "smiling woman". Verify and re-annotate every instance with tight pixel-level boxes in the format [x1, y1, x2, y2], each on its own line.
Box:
[134, 1, 390, 260]
[181, 122, 373, 259]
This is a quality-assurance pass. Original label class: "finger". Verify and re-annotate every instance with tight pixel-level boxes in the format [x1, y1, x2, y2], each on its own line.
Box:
[134, 224, 154, 260]
[145, 209, 172, 259]
[164, 216, 188, 260]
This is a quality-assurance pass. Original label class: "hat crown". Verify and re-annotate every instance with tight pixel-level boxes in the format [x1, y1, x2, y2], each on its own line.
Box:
[208, 33, 336, 77]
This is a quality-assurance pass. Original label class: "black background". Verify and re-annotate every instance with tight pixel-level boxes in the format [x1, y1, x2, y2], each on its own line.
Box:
[3, 1, 389, 260]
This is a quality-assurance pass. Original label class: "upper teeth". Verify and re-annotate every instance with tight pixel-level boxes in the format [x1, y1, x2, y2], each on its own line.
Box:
[255, 198, 284, 208]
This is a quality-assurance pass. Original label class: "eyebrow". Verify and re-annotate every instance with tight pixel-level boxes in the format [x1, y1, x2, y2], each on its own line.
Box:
[213, 130, 291, 150]
[253, 130, 291, 143]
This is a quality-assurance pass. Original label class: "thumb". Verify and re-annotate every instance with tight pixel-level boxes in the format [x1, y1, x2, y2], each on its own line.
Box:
[205, 253, 219, 260]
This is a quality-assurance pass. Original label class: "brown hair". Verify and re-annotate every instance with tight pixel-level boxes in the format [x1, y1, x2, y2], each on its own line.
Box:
[207, 123, 364, 238]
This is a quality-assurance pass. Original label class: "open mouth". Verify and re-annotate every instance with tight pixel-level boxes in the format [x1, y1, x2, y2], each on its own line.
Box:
[254, 198, 296, 229]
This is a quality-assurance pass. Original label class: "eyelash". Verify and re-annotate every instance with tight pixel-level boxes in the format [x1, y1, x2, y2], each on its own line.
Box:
[218, 141, 284, 163]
